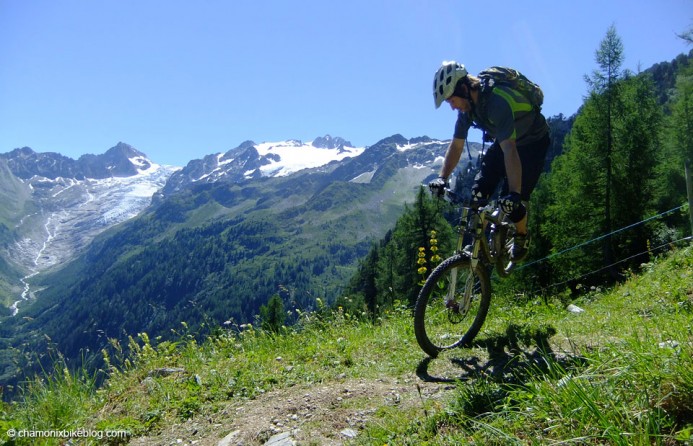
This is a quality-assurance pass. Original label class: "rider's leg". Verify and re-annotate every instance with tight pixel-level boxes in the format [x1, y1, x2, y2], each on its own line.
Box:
[471, 142, 504, 203]
[510, 135, 550, 261]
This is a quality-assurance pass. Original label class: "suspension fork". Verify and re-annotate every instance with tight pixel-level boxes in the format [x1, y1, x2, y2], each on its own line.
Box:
[455, 207, 470, 253]
[447, 208, 480, 305]
[469, 212, 484, 270]
[447, 207, 470, 305]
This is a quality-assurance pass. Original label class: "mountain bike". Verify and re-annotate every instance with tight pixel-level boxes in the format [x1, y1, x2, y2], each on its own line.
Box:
[414, 188, 518, 357]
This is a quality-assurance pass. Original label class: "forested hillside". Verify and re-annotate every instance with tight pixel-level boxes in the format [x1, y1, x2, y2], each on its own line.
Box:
[0, 135, 459, 388]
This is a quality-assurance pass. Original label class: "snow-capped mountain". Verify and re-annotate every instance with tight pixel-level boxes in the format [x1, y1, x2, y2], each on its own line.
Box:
[0, 135, 481, 318]
[161, 135, 364, 195]
[0, 133, 487, 390]
[0, 143, 179, 313]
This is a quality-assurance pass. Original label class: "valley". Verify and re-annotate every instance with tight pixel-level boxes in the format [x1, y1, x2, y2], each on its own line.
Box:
[0, 135, 478, 387]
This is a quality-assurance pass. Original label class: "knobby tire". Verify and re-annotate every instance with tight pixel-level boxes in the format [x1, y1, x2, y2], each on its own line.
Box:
[414, 253, 491, 357]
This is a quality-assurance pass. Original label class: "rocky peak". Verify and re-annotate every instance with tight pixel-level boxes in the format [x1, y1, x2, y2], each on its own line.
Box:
[374, 134, 409, 147]
[78, 142, 150, 178]
[408, 136, 435, 145]
[1, 142, 155, 180]
[8, 146, 36, 159]
[105, 142, 147, 159]
[2, 147, 79, 180]
[312, 135, 353, 150]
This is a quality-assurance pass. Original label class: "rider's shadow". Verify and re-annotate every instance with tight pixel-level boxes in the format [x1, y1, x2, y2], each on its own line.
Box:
[416, 323, 587, 384]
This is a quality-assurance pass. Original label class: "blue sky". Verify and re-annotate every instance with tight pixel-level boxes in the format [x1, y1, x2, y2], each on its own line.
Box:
[1, 0, 691, 167]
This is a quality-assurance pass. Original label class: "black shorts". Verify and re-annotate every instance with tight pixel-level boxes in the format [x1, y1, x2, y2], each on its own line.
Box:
[472, 133, 550, 202]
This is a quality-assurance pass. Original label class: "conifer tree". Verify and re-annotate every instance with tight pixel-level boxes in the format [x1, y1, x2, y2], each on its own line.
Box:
[540, 26, 662, 285]
[585, 24, 624, 275]
[259, 294, 285, 333]
[611, 73, 662, 260]
[344, 186, 453, 313]
[353, 244, 380, 316]
[541, 104, 606, 284]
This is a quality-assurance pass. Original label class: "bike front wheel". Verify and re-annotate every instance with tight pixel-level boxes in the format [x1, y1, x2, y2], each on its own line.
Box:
[414, 253, 491, 357]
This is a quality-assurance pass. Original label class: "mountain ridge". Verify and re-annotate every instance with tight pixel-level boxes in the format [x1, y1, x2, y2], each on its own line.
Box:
[0, 143, 180, 311]
[0, 133, 452, 298]
[159, 136, 366, 195]
[0, 134, 480, 382]
[3, 142, 153, 180]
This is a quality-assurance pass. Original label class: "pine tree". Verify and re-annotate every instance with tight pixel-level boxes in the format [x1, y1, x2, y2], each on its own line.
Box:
[344, 186, 454, 314]
[259, 294, 285, 333]
[611, 73, 662, 261]
[585, 24, 625, 276]
[375, 230, 399, 309]
[390, 187, 453, 306]
[540, 26, 664, 286]
[353, 244, 380, 316]
[541, 104, 607, 285]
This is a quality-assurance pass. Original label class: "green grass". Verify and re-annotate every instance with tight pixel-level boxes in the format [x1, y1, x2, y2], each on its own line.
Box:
[1, 245, 691, 445]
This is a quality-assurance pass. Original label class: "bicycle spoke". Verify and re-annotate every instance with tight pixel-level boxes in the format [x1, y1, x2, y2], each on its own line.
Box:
[414, 254, 491, 356]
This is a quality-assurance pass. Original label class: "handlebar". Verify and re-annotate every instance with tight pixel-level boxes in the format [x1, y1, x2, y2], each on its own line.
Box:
[441, 188, 492, 212]
[438, 188, 507, 226]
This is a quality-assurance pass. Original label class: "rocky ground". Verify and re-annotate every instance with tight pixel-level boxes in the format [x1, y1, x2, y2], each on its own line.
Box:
[129, 369, 458, 446]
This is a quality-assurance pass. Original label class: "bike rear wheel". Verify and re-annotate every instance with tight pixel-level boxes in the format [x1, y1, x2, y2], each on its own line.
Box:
[414, 253, 491, 357]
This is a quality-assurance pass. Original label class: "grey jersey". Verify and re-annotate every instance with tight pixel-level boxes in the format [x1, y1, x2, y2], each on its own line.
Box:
[454, 85, 548, 146]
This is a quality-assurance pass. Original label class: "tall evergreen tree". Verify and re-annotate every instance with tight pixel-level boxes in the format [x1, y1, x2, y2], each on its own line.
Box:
[375, 230, 399, 308]
[346, 243, 380, 316]
[611, 73, 662, 261]
[541, 103, 607, 284]
[540, 26, 662, 286]
[584, 24, 625, 275]
[344, 186, 454, 314]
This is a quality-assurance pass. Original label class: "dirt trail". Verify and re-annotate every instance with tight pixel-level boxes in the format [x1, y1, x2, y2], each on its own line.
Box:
[129, 374, 452, 446]
[130, 339, 572, 445]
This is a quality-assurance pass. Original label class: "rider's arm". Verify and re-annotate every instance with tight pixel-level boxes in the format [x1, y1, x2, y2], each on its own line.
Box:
[439, 137, 465, 179]
[499, 138, 522, 195]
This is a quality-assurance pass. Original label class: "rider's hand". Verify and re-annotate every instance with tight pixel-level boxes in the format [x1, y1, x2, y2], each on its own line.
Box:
[499, 192, 522, 214]
[428, 177, 449, 198]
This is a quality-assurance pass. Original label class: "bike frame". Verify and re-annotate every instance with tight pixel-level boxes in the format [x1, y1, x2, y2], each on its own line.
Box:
[444, 189, 515, 306]
[450, 198, 509, 268]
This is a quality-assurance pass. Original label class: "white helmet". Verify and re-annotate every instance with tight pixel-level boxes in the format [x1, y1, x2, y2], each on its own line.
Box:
[433, 61, 468, 108]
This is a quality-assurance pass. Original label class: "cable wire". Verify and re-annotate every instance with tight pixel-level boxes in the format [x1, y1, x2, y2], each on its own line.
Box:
[531, 235, 692, 295]
[518, 204, 687, 271]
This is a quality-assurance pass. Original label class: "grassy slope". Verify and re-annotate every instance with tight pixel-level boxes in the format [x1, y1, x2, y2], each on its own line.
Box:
[1, 244, 691, 445]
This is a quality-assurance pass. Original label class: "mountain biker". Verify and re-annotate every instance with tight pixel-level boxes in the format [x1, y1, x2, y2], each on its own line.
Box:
[428, 61, 550, 262]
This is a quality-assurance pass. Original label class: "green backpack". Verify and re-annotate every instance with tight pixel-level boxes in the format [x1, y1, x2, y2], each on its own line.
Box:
[477, 66, 544, 110]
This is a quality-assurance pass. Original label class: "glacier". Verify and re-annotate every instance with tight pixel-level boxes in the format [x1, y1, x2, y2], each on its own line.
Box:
[6, 159, 180, 315]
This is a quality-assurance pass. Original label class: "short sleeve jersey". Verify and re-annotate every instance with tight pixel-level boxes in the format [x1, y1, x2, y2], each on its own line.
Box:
[453, 85, 548, 146]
